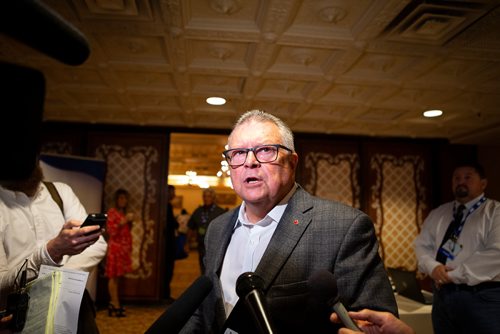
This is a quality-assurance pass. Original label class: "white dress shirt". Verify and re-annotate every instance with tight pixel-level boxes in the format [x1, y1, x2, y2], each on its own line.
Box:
[0, 182, 107, 307]
[414, 193, 500, 286]
[220, 184, 297, 316]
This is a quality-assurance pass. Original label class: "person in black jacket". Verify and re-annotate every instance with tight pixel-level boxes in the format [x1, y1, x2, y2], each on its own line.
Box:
[164, 184, 179, 303]
[187, 188, 226, 273]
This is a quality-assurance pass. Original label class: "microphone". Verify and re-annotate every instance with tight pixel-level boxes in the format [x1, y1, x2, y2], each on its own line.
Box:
[0, 0, 90, 65]
[235, 272, 275, 334]
[145, 275, 213, 334]
[0, 62, 44, 181]
[307, 270, 361, 332]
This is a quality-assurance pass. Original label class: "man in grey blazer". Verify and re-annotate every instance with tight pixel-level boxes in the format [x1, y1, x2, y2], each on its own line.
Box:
[180, 110, 397, 333]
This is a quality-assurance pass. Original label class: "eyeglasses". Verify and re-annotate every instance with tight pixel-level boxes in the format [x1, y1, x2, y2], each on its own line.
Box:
[223, 144, 292, 168]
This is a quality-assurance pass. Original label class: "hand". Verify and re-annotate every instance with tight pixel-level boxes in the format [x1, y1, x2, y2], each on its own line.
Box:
[431, 264, 452, 287]
[126, 212, 134, 222]
[0, 313, 13, 333]
[46, 220, 101, 263]
[331, 309, 415, 334]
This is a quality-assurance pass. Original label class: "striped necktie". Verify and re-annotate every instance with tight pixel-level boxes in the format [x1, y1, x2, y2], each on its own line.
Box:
[436, 204, 465, 264]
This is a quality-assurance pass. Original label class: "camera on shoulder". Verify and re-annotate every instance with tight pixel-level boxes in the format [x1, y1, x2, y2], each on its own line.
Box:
[6, 290, 29, 331]
[6, 259, 30, 331]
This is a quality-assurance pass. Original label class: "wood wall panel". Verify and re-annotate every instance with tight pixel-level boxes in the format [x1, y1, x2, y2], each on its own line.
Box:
[40, 125, 86, 156]
[86, 132, 168, 300]
[362, 142, 433, 271]
[296, 137, 360, 208]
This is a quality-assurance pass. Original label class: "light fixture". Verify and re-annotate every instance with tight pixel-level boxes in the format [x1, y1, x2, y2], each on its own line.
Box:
[206, 97, 226, 105]
[186, 170, 198, 186]
[423, 109, 443, 118]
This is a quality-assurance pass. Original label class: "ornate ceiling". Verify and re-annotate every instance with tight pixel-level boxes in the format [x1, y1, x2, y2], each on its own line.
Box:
[1, 0, 500, 177]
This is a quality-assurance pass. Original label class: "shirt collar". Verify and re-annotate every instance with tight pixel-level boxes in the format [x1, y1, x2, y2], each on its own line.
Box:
[235, 183, 298, 228]
[455, 193, 485, 210]
[0, 184, 39, 202]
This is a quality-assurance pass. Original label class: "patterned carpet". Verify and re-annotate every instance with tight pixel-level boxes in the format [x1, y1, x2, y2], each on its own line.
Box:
[96, 250, 201, 333]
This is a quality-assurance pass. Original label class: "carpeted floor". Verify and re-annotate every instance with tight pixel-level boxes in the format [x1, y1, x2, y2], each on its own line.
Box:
[96, 302, 168, 334]
[96, 250, 201, 333]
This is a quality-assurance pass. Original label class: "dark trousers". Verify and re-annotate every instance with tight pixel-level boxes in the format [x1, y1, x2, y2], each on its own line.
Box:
[164, 240, 176, 298]
[432, 283, 500, 334]
[197, 243, 206, 274]
[77, 289, 99, 334]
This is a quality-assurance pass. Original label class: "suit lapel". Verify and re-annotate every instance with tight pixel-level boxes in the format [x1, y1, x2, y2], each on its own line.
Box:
[254, 188, 313, 290]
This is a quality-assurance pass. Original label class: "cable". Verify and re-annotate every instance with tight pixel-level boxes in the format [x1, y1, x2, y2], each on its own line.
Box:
[13, 259, 28, 290]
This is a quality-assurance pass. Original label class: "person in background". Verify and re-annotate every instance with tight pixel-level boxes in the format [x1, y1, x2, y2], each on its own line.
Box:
[180, 110, 396, 334]
[414, 161, 500, 334]
[175, 209, 190, 260]
[105, 188, 134, 317]
[331, 309, 415, 334]
[0, 162, 107, 333]
[164, 185, 179, 303]
[186, 188, 225, 273]
[177, 208, 190, 236]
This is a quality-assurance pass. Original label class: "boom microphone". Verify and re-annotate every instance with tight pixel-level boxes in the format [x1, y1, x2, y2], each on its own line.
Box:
[0, 0, 90, 65]
[0, 62, 44, 181]
[307, 270, 361, 332]
[145, 275, 213, 334]
[236, 272, 275, 334]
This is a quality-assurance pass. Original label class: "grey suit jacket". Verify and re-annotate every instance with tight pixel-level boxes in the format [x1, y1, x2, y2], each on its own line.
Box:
[180, 186, 397, 334]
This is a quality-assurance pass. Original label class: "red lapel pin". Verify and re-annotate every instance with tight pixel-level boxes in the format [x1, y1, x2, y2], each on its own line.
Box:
[293, 219, 299, 225]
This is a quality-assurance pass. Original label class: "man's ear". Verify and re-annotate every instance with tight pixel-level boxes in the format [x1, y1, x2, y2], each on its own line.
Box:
[290, 152, 299, 170]
[481, 178, 488, 192]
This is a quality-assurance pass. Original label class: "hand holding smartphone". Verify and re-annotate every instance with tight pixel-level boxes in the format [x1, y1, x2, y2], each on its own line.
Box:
[80, 213, 107, 236]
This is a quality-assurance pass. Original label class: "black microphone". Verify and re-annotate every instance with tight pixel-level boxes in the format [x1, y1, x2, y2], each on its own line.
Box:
[235, 272, 275, 334]
[145, 275, 213, 334]
[307, 270, 361, 332]
[0, 62, 44, 181]
[0, 0, 90, 65]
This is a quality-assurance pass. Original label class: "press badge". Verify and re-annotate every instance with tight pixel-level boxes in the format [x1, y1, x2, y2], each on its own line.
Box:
[440, 239, 462, 260]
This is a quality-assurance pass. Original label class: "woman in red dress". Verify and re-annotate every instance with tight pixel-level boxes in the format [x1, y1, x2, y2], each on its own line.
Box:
[105, 188, 134, 317]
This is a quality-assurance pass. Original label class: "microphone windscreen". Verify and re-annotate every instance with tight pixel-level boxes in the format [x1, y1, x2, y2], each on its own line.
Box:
[0, 0, 90, 65]
[307, 270, 339, 304]
[145, 275, 213, 334]
[236, 272, 265, 298]
[0, 62, 44, 181]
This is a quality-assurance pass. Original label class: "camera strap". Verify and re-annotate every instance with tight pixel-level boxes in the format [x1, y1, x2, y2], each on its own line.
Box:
[43, 181, 64, 215]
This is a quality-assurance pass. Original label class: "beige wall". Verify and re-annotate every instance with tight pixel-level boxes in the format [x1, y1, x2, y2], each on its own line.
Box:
[478, 145, 500, 201]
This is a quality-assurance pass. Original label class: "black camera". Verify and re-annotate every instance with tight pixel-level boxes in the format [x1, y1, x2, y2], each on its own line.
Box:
[6, 260, 30, 332]
[6, 290, 29, 332]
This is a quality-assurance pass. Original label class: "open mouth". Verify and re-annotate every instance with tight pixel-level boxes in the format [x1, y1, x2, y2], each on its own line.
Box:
[245, 177, 260, 184]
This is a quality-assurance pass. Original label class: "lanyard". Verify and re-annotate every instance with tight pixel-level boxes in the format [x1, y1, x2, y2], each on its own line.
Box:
[451, 196, 487, 240]
[201, 204, 216, 225]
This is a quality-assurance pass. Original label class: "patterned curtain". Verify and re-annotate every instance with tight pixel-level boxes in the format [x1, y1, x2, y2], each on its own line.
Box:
[303, 151, 361, 208]
[370, 154, 427, 271]
[95, 144, 159, 280]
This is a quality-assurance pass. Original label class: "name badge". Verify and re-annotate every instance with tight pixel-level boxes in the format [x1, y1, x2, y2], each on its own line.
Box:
[440, 239, 462, 260]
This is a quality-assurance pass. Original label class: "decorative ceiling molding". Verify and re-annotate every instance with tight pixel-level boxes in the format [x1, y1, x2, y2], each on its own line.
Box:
[1, 0, 499, 147]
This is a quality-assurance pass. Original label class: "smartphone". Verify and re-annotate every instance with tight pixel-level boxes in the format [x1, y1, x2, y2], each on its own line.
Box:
[81, 213, 107, 235]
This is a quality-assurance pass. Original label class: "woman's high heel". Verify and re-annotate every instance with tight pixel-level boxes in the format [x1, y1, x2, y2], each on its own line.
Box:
[108, 303, 126, 317]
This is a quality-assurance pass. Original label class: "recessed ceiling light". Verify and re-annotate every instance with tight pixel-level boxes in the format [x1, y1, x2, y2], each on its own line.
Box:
[423, 109, 443, 118]
[206, 97, 226, 105]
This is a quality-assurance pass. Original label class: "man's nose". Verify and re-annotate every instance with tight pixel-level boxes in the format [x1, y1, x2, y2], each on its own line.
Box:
[245, 150, 259, 166]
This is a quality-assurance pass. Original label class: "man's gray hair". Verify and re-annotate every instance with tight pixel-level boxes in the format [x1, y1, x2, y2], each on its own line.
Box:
[229, 110, 295, 151]
[203, 187, 217, 199]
